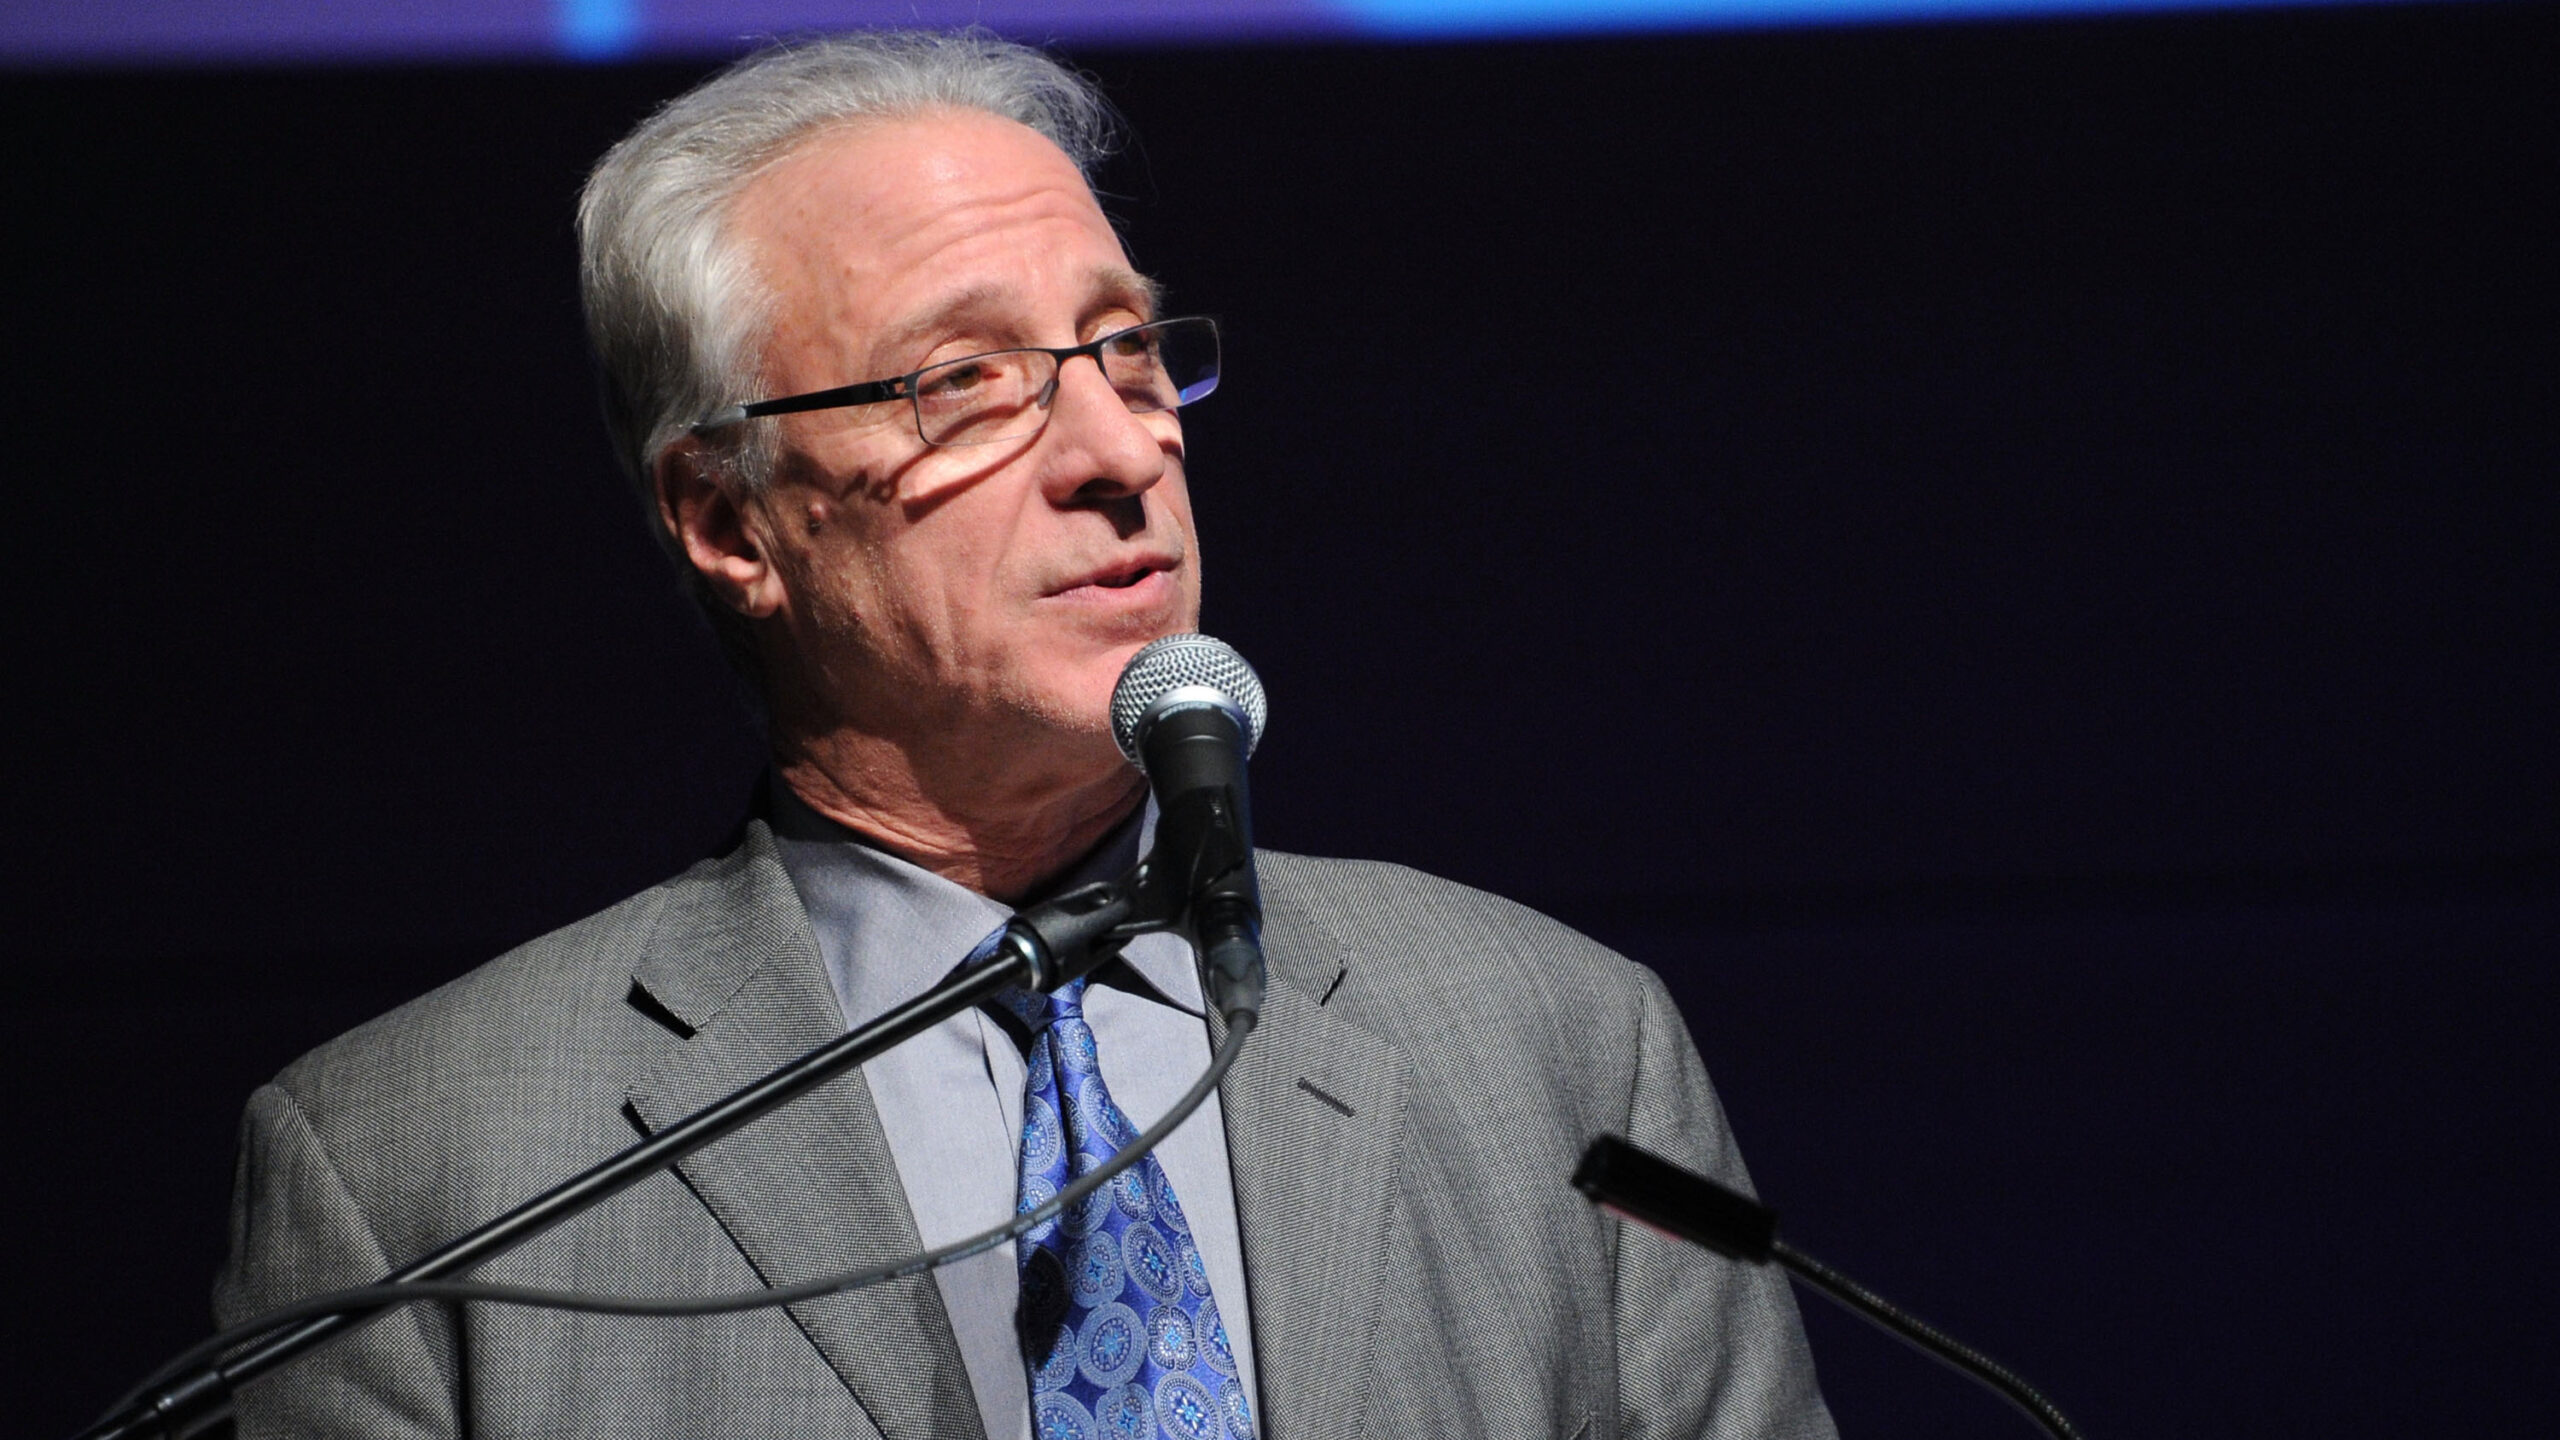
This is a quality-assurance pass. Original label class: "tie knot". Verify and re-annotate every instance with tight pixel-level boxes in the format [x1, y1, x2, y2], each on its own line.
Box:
[994, 976, 1089, 1033]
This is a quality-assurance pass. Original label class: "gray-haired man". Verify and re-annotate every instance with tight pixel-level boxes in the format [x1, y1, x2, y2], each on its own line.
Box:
[217, 31, 1835, 1440]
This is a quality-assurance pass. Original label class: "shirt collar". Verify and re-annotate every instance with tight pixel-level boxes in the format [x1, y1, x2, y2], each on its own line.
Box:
[768, 777, 1200, 1025]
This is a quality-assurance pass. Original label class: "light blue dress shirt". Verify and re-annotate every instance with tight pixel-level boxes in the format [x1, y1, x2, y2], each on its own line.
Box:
[769, 784, 1261, 1440]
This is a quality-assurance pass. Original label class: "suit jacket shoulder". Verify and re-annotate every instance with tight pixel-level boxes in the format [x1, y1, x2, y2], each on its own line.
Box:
[218, 826, 978, 1440]
[250, 852, 698, 1253]
[1259, 850, 1683, 1134]
[1234, 851, 1834, 1440]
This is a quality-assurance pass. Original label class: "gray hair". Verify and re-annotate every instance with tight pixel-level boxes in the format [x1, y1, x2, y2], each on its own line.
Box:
[576, 29, 1118, 523]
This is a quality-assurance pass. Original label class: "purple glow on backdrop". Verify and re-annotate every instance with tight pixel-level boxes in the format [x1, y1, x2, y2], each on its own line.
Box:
[4, 0, 557, 64]
[2, 0, 2398, 65]
[0, 0, 1351, 65]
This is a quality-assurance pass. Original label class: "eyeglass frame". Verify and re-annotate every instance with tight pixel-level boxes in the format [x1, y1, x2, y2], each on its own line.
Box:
[688, 314, 1220, 446]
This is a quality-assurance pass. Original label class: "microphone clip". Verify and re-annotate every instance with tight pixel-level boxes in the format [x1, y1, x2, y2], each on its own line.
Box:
[1001, 866, 1181, 993]
[1001, 795, 1264, 1024]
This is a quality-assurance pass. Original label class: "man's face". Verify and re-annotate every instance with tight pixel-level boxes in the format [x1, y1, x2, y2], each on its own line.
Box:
[724, 109, 1201, 758]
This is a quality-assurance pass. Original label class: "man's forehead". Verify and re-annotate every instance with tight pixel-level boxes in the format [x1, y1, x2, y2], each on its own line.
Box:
[738, 111, 1151, 361]
[868, 266, 1162, 354]
[744, 111, 1097, 262]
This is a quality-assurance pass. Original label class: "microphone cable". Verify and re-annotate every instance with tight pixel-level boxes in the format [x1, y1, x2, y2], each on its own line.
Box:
[96, 1011, 1255, 1432]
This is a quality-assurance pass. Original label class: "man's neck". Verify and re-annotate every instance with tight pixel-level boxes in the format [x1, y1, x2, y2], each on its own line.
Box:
[770, 729, 1147, 904]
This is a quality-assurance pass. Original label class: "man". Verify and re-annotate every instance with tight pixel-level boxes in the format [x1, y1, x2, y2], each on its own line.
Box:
[217, 31, 1835, 1440]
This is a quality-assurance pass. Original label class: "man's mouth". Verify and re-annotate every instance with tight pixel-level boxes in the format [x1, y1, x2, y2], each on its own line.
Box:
[1050, 555, 1180, 597]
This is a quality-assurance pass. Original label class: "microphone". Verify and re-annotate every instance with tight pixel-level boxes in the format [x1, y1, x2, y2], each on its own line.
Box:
[1574, 1136, 2086, 1440]
[1109, 633, 1269, 1025]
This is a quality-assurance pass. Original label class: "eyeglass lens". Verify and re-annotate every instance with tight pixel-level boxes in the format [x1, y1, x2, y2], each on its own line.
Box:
[911, 317, 1219, 446]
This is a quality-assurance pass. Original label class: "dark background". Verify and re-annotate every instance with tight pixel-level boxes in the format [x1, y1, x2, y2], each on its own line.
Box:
[8, 3, 2554, 1435]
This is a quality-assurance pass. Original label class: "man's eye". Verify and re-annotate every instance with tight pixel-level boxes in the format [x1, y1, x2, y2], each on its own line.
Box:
[919, 363, 987, 397]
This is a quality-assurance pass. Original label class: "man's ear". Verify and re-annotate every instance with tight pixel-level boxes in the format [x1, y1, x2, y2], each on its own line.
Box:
[655, 441, 787, 619]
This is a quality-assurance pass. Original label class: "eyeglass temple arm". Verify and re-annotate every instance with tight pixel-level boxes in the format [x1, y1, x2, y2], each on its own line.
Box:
[690, 376, 910, 434]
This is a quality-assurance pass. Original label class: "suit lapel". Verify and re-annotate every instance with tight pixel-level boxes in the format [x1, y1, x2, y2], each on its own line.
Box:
[624, 824, 986, 1440]
[1221, 867, 1415, 1440]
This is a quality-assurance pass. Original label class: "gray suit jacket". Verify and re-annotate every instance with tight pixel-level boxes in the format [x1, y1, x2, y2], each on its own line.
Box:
[217, 825, 1834, 1439]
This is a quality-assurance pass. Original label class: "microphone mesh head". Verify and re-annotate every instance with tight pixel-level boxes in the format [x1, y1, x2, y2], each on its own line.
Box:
[1110, 633, 1268, 765]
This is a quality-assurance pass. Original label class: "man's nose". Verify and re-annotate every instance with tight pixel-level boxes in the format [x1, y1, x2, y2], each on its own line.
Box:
[1038, 352, 1170, 501]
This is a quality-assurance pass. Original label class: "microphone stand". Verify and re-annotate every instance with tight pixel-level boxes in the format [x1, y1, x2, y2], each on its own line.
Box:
[1574, 1135, 2086, 1440]
[83, 872, 1168, 1440]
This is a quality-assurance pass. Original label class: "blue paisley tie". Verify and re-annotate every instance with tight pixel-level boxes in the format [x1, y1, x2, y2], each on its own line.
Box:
[997, 977, 1255, 1440]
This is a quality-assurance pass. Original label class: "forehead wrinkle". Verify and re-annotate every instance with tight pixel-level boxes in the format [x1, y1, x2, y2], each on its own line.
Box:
[864, 264, 1167, 374]
[873, 282, 1020, 365]
[739, 117, 1100, 355]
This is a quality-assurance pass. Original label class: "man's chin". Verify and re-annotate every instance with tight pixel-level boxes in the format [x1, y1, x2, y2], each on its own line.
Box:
[982, 618, 1200, 751]
[985, 659, 1127, 747]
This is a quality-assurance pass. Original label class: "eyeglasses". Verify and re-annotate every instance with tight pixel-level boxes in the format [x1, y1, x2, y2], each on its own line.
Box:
[691, 315, 1221, 448]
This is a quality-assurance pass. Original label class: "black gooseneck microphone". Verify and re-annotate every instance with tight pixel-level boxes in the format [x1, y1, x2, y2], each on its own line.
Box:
[1574, 1136, 2086, 1440]
[1107, 633, 1269, 1025]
